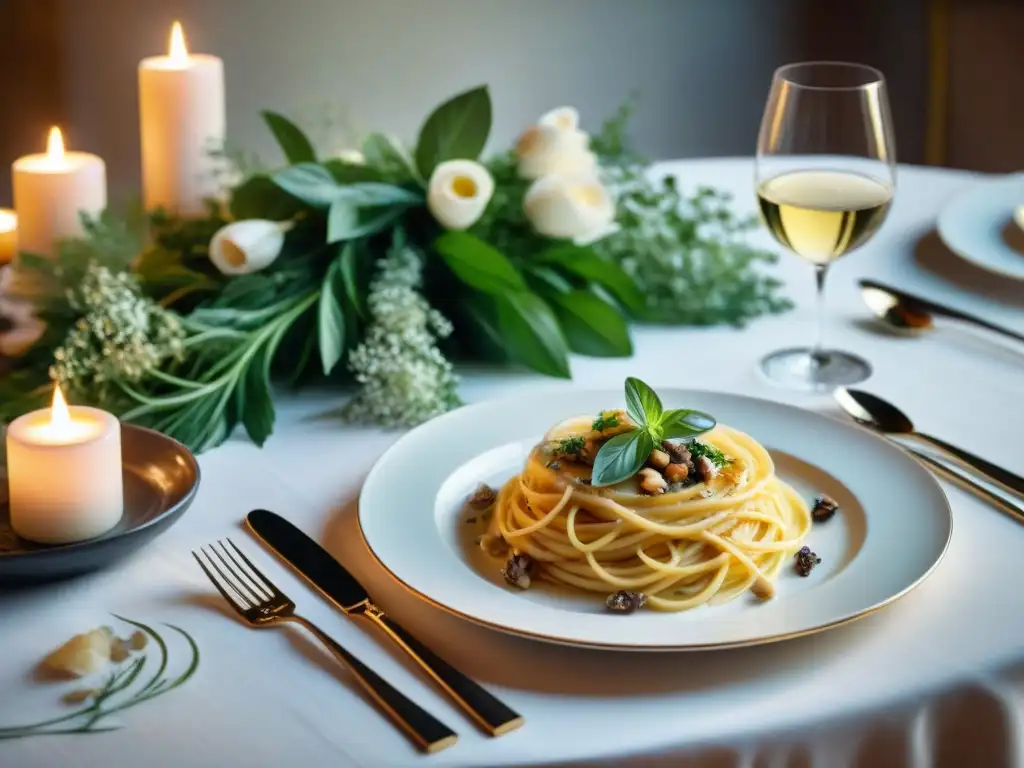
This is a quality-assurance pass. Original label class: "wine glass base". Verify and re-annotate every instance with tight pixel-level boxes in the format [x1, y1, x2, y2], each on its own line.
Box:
[758, 347, 872, 392]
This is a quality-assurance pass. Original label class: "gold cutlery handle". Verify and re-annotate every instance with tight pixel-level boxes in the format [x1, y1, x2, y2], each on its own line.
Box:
[290, 615, 458, 753]
[906, 446, 1024, 525]
[359, 605, 524, 737]
[915, 433, 1024, 499]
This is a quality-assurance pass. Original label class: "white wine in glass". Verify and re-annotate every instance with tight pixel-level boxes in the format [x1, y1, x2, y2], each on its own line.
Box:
[755, 62, 896, 391]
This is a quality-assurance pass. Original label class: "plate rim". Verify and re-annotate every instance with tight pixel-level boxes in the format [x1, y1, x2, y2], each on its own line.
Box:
[357, 387, 953, 651]
[0, 422, 201, 563]
[937, 172, 1024, 281]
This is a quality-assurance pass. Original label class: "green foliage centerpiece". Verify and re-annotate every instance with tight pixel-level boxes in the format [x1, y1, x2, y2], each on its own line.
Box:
[0, 86, 790, 453]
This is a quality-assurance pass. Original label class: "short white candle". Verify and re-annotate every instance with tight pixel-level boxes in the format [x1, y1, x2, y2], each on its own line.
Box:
[11, 128, 107, 259]
[6, 385, 123, 545]
[139, 21, 226, 216]
[0, 209, 16, 264]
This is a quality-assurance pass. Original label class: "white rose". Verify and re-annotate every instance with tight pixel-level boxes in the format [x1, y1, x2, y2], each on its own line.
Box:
[426, 159, 495, 231]
[515, 124, 596, 180]
[0, 265, 44, 358]
[538, 106, 580, 133]
[209, 219, 292, 276]
[523, 175, 616, 242]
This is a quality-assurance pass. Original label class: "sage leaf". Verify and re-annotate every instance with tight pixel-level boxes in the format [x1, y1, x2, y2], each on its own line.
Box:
[272, 163, 338, 208]
[261, 110, 317, 164]
[495, 291, 570, 378]
[625, 377, 662, 426]
[549, 290, 632, 357]
[415, 85, 492, 179]
[539, 245, 645, 313]
[660, 408, 716, 440]
[591, 429, 653, 487]
[317, 257, 347, 375]
[434, 231, 527, 294]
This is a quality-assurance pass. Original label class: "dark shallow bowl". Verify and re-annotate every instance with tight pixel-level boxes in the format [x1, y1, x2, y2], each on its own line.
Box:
[0, 423, 200, 586]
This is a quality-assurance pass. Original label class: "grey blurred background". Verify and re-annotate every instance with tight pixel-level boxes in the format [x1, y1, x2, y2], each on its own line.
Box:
[0, 0, 1021, 206]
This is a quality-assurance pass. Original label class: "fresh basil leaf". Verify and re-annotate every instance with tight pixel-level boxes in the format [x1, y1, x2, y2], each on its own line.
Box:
[434, 231, 527, 294]
[333, 182, 422, 207]
[660, 409, 717, 440]
[495, 291, 570, 378]
[549, 289, 633, 357]
[272, 163, 338, 208]
[230, 175, 305, 220]
[261, 110, 317, 164]
[537, 245, 645, 313]
[625, 377, 662, 427]
[591, 429, 653, 487]
[317, 256, 347, 375]
[415, 85, 492, 179]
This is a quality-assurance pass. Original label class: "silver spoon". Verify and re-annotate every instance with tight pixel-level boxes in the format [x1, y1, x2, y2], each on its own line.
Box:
[834, 387, 1024, 499]
[859, 279, 1024, 344]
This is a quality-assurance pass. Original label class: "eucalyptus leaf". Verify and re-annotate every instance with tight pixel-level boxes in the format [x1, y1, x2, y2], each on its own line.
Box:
[415, 85, 492, 179]
[625, 377, 662, 426]
[660, 408, 717, 440]
[549, 290, 633, 357]
[495, 291, 570, 378]
[317, 257, 347, 374]
[271, 163, 338, 208]
[591, 429, 653, 487]
[333, 182, 422, 207]
[434, 231, 526, 294]
[261, 110, 317, 164]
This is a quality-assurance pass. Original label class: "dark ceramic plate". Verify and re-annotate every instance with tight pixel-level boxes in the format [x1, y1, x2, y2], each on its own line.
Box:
[0, 424, 200, 586]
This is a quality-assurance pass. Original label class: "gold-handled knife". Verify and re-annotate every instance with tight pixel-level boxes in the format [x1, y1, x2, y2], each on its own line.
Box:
[245, 508, 524, 737]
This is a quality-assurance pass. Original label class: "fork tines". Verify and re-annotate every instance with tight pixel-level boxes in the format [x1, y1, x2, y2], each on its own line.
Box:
[192, 538, 283, 613]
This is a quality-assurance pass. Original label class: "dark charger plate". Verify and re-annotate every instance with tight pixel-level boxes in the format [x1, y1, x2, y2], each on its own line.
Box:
[0, 423, 200, 586]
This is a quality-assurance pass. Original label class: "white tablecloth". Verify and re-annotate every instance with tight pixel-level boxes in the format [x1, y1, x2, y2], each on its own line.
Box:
[3, 158, 1024, 768]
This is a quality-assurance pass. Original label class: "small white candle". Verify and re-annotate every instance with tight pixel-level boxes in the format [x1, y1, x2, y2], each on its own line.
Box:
[6, 385, 123, 544]
[11, 127, 107, 258]
[0, 209, 16, 264]
[139, 21, 226, 216]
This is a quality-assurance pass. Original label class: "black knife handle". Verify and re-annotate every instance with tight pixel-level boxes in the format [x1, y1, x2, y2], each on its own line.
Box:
[360, 607, 524, 736]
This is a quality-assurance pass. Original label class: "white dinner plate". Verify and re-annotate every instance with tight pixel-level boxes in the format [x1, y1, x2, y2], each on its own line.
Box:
[937, 173, 1024, 280]
[358, 389, 952, 651]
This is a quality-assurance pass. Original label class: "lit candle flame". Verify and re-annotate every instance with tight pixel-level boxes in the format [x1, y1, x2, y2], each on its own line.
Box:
[46, 126, 65, 162]
[50, 384, 71, 432]
[169, 21, 188, 64]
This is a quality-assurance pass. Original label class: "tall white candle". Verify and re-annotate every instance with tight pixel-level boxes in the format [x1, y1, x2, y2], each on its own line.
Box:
[6, 385, 123, 545]
[139, 21, 226, 216]
[0, 209, 16, 264]
[11, 127, 106, 258]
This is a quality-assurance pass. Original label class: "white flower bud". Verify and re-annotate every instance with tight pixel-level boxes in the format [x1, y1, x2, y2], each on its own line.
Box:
[515, 124, 596, 180]
[538, 106, 580, 133]
[426, 159, 495, 231]
[523, 175, 616, 242]
[208, 219, 292, 276]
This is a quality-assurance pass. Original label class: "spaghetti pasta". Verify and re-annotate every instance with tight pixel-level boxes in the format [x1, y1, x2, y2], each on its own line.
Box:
[482, 423, 811, 612]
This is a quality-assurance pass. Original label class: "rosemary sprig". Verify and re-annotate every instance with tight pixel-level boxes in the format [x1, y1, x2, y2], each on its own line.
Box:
[0, 616, 200, 740]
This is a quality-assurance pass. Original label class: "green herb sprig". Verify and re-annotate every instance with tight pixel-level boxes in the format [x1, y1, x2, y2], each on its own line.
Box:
[590, 377, 715, 487]
[689, 440, 731, 468]
[0, 616, 199, 741]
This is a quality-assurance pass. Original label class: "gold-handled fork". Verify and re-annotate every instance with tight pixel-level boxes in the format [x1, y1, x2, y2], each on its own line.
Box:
[192, 538, 458, 754]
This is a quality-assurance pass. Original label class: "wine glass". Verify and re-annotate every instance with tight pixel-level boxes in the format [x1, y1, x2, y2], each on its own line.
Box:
[755, 61, 896, 391]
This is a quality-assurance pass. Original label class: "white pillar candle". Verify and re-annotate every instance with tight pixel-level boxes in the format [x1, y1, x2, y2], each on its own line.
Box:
[138, 21, 226, 216]
[11, 127, 107, 258]
[0, 209, 16, 264]
[6, 385, 123, 545]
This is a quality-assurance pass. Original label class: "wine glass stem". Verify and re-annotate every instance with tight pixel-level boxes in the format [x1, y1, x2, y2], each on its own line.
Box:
[812, 264, 829, 366]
